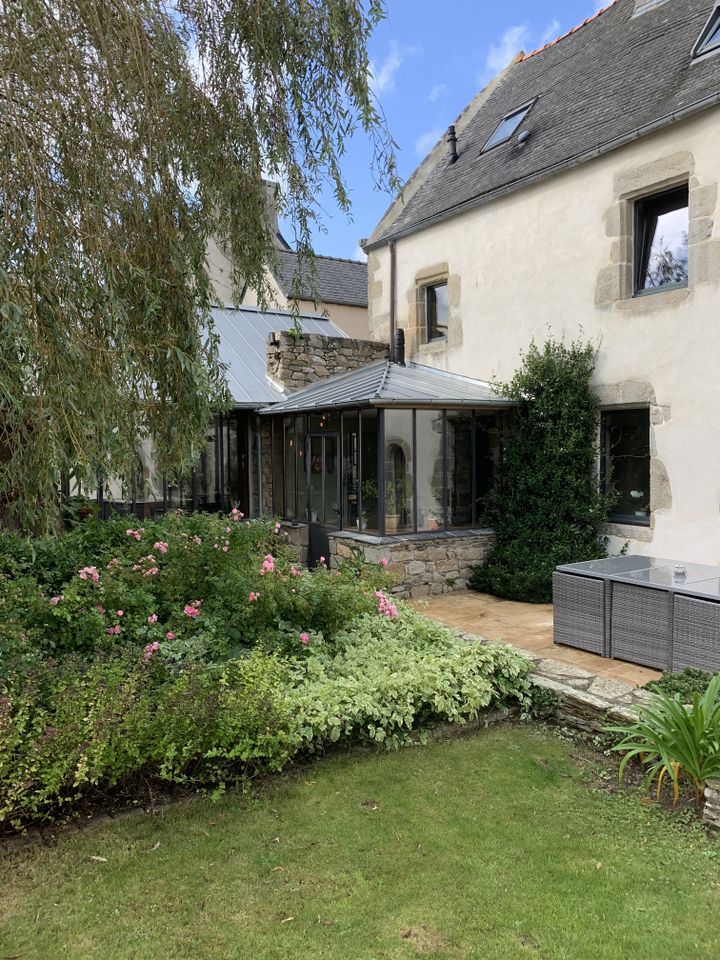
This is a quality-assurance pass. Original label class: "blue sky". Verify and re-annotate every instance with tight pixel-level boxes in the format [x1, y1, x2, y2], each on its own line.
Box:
[288, 0, 608, 260]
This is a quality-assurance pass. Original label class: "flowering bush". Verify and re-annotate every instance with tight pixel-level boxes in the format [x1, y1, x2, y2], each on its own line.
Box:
[0, 511, 532, 829]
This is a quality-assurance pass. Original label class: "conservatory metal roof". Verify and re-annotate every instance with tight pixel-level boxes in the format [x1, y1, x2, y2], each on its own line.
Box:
[212, 304, 346, 407]
[259, 360, 510, 414]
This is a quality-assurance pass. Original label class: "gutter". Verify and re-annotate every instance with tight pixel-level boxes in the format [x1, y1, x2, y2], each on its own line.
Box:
[366, 90, 720, 251]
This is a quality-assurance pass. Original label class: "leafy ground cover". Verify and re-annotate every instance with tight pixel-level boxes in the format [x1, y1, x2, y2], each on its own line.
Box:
[0, 513, 531, 828]
[2, 725, 719, 960]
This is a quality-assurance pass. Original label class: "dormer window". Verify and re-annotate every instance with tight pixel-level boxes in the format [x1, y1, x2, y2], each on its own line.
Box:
[481, 100, 535, 153]
[693, 6, 720, 60]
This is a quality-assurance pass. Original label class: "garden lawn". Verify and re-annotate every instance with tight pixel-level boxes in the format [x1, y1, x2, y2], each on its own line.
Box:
[2, 725, 719, 960]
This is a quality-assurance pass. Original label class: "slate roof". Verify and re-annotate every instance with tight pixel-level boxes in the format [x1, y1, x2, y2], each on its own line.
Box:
[368, 0, 720, 248]
[259, 360, 510, 414]
[271, 250, 368, 307]
[212, 304, 346, 408]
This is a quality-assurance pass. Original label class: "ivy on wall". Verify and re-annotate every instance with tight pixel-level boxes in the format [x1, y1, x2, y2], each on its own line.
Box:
[470, 338, 611, 604]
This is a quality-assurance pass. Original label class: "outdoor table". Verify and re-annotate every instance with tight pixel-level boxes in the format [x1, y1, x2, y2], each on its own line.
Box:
[606, 563, 719, 670]
[552, 556, 670, 657]
[670, 577, 720, 673]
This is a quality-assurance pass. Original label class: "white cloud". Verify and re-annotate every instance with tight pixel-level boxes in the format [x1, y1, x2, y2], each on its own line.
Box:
[540, 18, 562, 46]
[369, 41, 405, 95]
[414, 127, 444, 158]
[485, 24, 531, 74]
[353, 243, 367, 262]
[482, 18, 565, 81]
[429, 83, 448, 103]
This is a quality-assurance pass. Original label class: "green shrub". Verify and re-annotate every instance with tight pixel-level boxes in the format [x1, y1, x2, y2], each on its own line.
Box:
[0, 608, 532, 828]
[469, 339, 610, 603]
[606, 673, 720, 804]
[645, 668, 714, 703]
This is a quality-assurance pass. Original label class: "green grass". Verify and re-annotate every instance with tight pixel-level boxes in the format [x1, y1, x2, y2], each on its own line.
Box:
[2, 725, 719, 960]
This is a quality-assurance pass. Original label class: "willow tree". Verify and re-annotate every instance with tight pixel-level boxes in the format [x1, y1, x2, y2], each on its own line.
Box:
[0, 0, 396, 529]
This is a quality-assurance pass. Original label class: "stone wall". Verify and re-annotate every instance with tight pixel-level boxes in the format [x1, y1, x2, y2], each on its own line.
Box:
[281, 521, 309, 565]
[266, 332, 389, 393]
[328, 529, 495, 598]
[703, 779, 720, 831]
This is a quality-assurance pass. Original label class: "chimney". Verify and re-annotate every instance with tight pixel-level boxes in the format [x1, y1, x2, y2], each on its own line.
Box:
[446, 125, 458, 164]
[394, 327, 406, 366]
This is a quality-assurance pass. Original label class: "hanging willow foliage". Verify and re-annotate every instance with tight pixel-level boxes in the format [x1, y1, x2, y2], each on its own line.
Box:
[0, 0, 396, 530]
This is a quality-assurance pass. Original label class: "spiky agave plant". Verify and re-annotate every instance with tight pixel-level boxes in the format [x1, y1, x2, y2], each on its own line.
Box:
[606, 673, 720, 805]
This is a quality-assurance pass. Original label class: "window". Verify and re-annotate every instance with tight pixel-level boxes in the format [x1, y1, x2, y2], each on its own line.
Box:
[416, 410, 445, 530]
[693, 6, 720, 60]
[481, 101, 535, 152]
[426, 282, 448, 341]
[634, 186, 689, 294]
[384, 410, 414, 533]
[600, 409, 650, 526]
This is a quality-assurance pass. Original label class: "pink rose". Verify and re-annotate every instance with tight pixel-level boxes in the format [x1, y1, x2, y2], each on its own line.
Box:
[249, 591, 260, 602]
[299, 632, 310, 646]
[147, 613, 158, 624]
[165, 631, 175, 640]
[117, 610, 123, 617]
[49, 596, 61, 606]
[183, 604, 200, 618]
[153, 541, 168, 554]
[380, 558, 389, 568]
[144, 640, 160, 661]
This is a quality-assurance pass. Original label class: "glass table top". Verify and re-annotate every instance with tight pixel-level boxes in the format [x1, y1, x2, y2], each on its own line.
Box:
[609, 563, 720, 591]
[672, 577, 720, 600]
[556, 555, 674, 578]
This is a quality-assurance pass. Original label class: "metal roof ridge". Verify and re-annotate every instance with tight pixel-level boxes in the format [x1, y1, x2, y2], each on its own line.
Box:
[405, 361, 498, 391]
[375, 360, 393, 398]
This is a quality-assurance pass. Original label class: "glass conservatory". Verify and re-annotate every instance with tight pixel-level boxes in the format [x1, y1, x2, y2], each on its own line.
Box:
[263, 360, 512, 565]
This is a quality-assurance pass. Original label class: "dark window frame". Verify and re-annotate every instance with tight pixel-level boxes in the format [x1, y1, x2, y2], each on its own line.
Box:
[425, 281, 449, 342]
[600, 407, 651, 527]
[480, 98, 537, 153]
[633, 184, 689, 297]
[692, 5, 720, 61]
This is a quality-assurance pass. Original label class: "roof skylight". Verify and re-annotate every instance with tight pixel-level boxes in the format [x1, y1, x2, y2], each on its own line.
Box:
[481, 100, 535, 153]
[693, 6, 720, 59]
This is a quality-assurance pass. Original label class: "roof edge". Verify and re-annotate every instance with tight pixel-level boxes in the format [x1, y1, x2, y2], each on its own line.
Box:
[364, 55, 522, 250]
[366, 90, 720, 251]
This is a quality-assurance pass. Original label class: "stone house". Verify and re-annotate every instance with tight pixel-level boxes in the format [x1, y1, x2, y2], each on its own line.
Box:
[361, 0, 720, 565]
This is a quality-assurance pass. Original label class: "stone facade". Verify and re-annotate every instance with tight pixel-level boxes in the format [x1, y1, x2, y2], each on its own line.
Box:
[266, 331, 388, 393]
[328, 529, 495, 598]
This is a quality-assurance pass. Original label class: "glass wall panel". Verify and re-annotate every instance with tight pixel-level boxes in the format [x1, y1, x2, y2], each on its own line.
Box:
[342, 412, 360, 530]
[384, 409, 414, 534]
[416, 410, 445, 531]
[447, 411, 473, 528]
[309, 411, 340, 433]
[309, 435, 323, 523]
[196, 418, 219, 509]
[323, 434, 340, 526]
[295, 415, 307, 521]
[360, 410, 379, 533]
[474, 414, 501, 525]
[283, 417, 297, 519]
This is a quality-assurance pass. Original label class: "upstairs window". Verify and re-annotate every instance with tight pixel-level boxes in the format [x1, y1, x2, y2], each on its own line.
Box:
[426, 282, 448, 341]
[634, 185, 689, 294]
[600, 408, 651, 526]
[481, 101, 535, 152]
[693, 6, 720, 60]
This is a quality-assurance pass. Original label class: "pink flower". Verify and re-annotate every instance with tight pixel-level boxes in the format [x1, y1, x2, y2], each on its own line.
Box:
[165, 631, 175, 640]
[319, 556, 326, 565]
[144, 567, 159, 577]
[154, 541, 168, 554]
[106, 625, 122, 636]
[184, 604, 200, 618]
[147, 613, 158, 624]
[274, 522, 281, 534]
[290, 564, 302, 577]
[230, 507, 244, 521]
[376, 590, 398, 620]
[126, 528, 144, 541]
[144, 640, 160, 661]
[299, 632, 310, 646]
[260, 554, 275, 575]
[49, 595, 61, 606]
[222, 545, 229, 552]
[96, 605, 106, 614]
[117, 610, 123, 617]
[380, 558, 389, 568]
[248, 591, 260, 602]
[107, 558, 119, 569]
[193, 535, 202, 545]
[78, 565, 100, 582]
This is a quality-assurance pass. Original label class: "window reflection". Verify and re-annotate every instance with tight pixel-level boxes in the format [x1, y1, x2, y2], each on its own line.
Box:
[416, 410, 444, 530]
[635, 186, 688, 293]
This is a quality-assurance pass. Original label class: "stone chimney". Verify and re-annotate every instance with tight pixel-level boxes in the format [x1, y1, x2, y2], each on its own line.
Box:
[266, 332, 389, 393]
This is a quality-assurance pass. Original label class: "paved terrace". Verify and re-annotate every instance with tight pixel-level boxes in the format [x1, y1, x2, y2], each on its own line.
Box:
[415, 591, 661, 688]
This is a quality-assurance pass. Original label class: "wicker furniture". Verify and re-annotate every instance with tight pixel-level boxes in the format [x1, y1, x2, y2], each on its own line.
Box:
[554, 556, 720, 672]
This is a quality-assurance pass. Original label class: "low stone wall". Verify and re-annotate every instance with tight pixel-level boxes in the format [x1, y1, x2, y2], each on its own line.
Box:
[266, 331, 389, 393]
[281, 521, 309, 565]
[328, 529, 495, 598]
[703, 779, 720, 830]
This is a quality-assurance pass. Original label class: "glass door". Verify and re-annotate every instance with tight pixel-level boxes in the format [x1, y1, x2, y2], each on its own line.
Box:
[307, 433, 340, 566]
